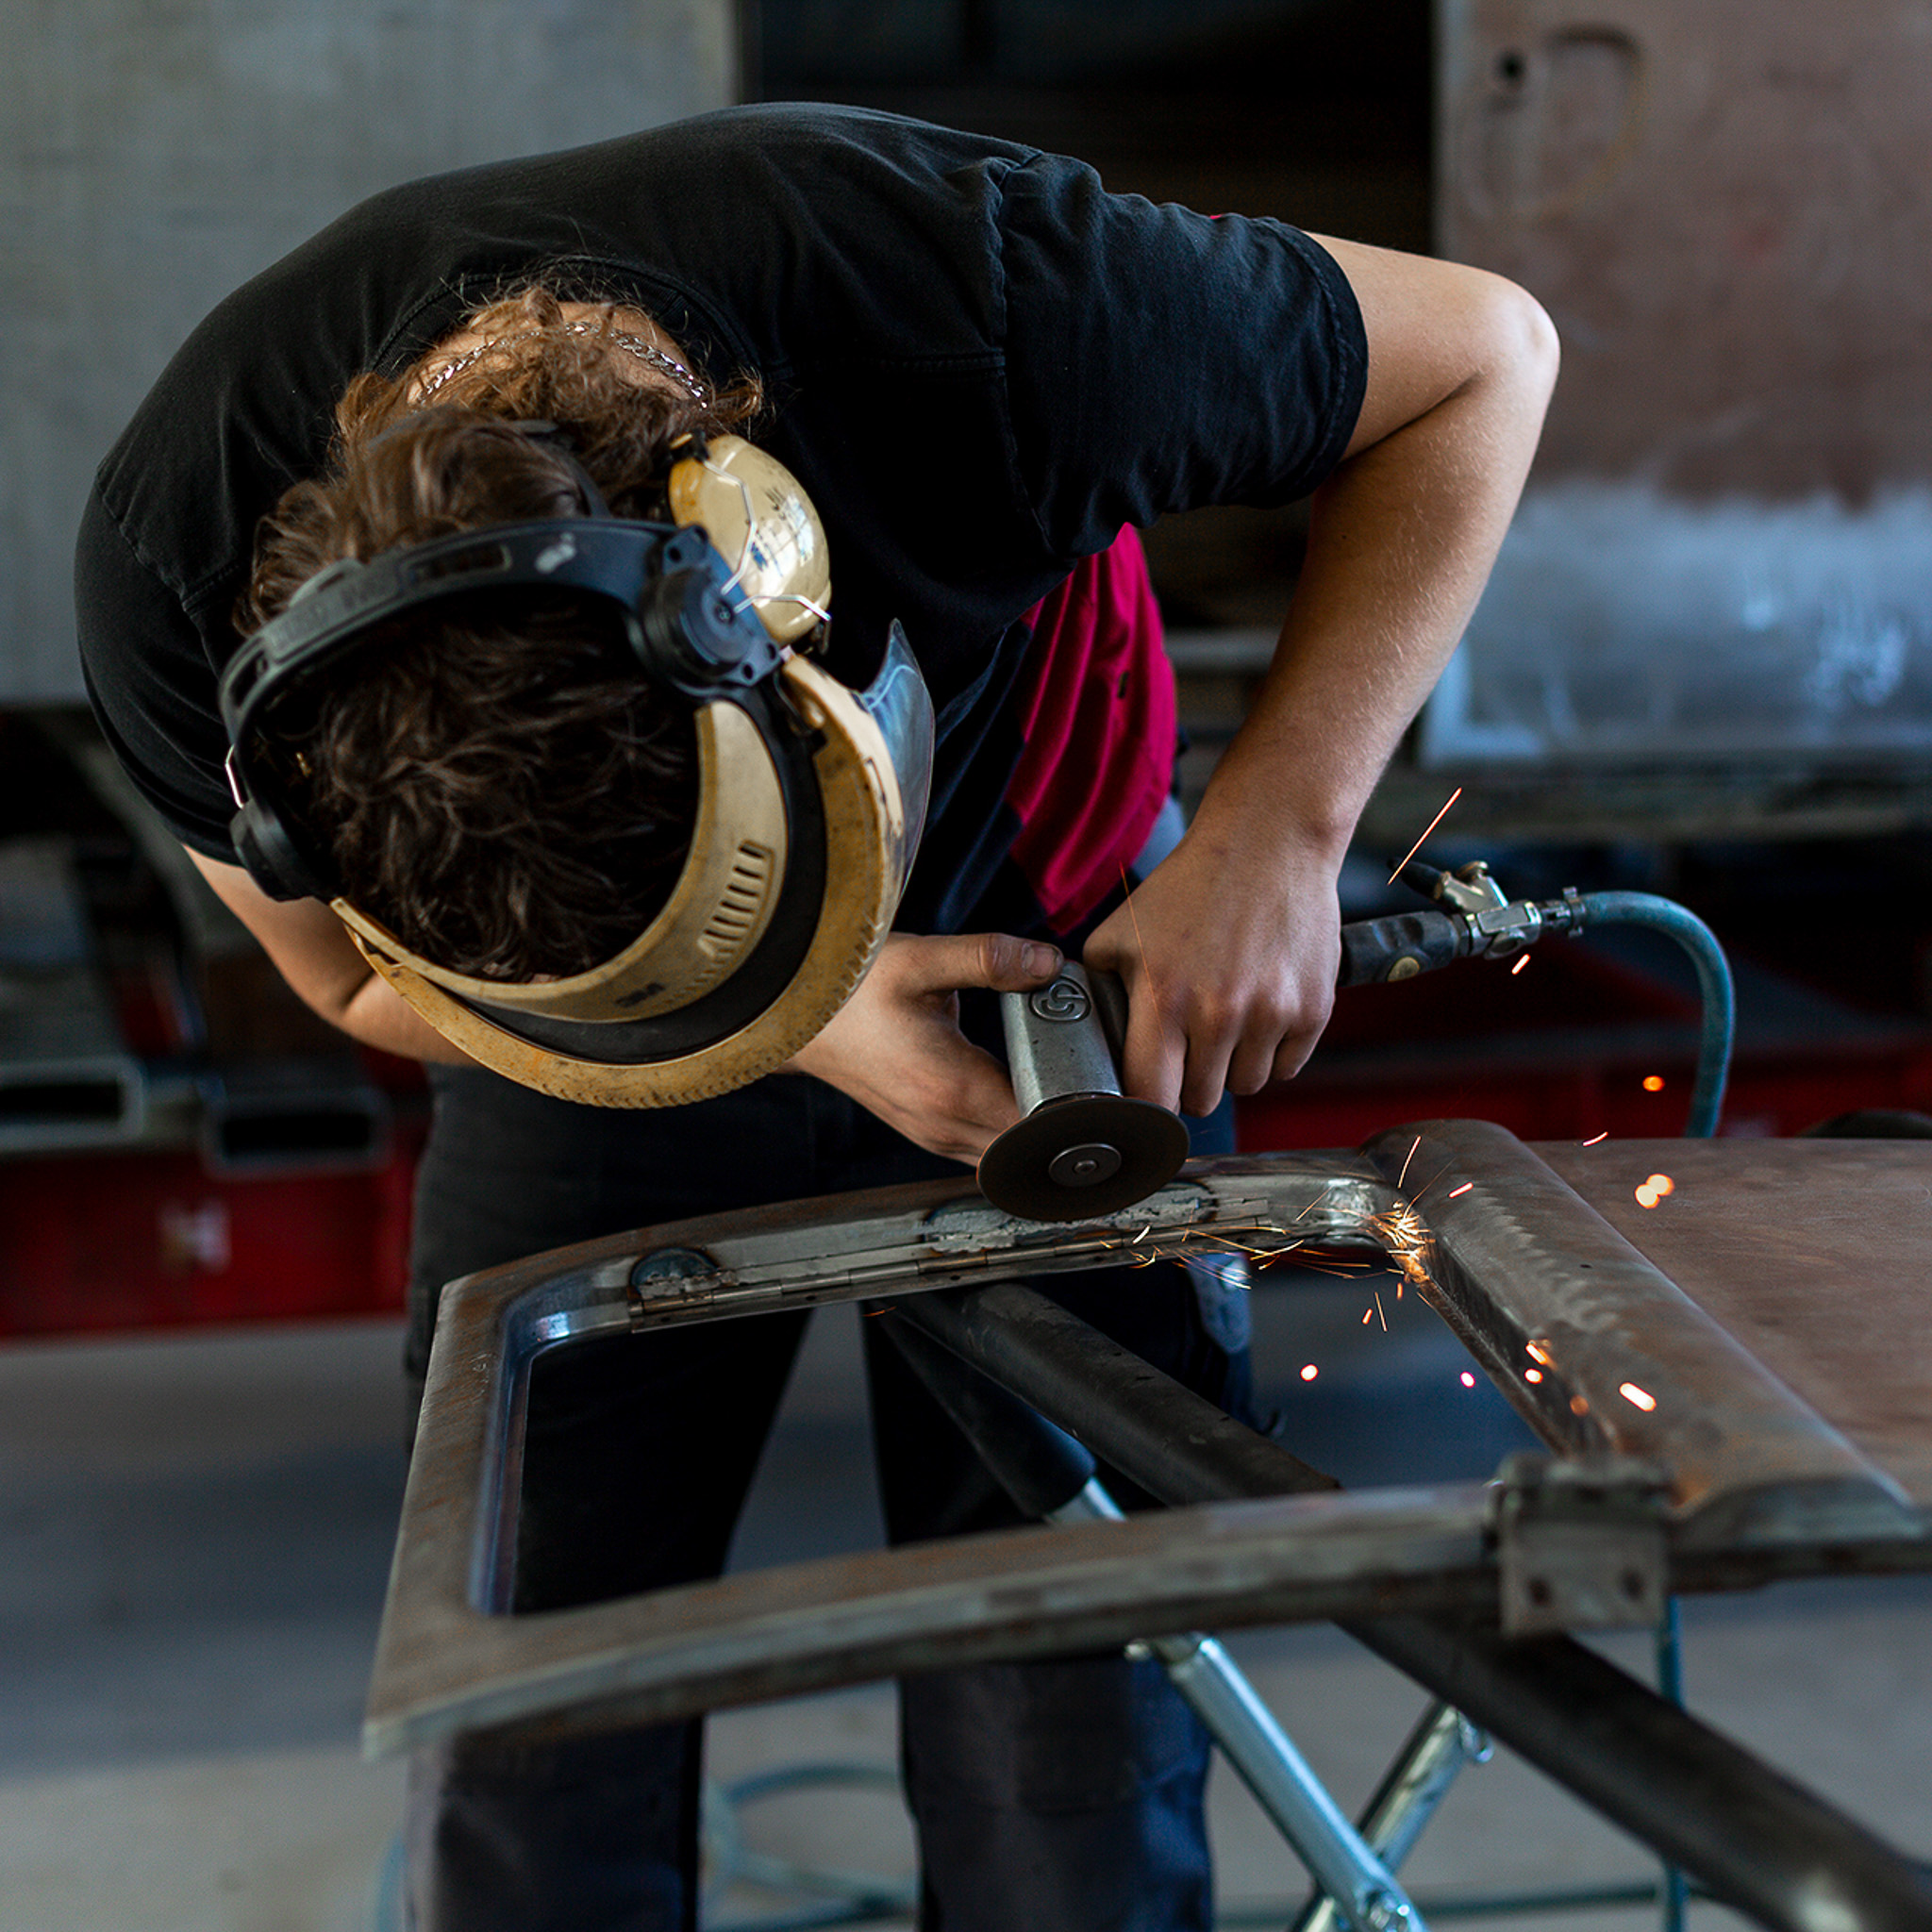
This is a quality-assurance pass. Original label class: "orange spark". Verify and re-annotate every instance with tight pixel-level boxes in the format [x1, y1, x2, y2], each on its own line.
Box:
[1459, 1371, 1477, 1389]
[1300, 1363, 1320, 1382]
[1406, 1162, 1451, 1203]
[1388, 786, 1464, 883]
[1447, 1181, 1474, 1199]
[1583, 1131, 1609, 1147]
[1619, 1382, 1658, 1412]
[1635, 1172, 1676, 1209]
[1116, 861, 1163, 1012]
[1524, 1367, 1544, 1384]
[1510, 955, 1530, 976]
[1642, 1074, 1666, 1092]
[1525, 1339, 1554, 1366]
[1397, 1135, 1422, 1189]
[1365, 1204, 1435, 1293]
[1374, 1291, 1388, 1331]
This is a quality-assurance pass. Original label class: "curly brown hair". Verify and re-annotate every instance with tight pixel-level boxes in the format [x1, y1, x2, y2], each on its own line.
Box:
[239, 287, 766, 980]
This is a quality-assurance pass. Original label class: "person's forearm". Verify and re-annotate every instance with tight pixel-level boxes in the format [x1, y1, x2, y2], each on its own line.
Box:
[184, 846, 476, 1068]
[334, 961, 476, 1066]
[1199, 279, 1557, 867]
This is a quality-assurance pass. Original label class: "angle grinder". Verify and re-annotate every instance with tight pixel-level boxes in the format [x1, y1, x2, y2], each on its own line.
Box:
[976, 962, 1191, 1222]
[976, 859, 1605, 1223]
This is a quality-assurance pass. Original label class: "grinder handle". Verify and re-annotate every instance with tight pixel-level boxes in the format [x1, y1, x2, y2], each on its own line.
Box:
[1077, 907, 1470, 1085]
[1048, 910, 1469, 1104]
[1086, 964, 1130, 1064]
[1336, 908, 1470, 987]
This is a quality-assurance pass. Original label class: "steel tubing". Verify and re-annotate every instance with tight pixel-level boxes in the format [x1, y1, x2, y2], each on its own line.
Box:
[896, 1284, 1932, 1932]
[894, 1276, 1339, 1506]
[1291, 1703, 1488, 1932]
[1156, 1627, 1418, 1932]
[1044, 1480, 1424, 1932]
[883, 1307, 1425, 1928]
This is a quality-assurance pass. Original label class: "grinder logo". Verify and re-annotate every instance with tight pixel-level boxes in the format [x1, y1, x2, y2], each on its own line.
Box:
[1030, 976, 1091, 1024]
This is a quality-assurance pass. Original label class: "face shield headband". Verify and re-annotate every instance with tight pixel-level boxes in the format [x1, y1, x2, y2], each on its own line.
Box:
[219, 433, 934, 1107]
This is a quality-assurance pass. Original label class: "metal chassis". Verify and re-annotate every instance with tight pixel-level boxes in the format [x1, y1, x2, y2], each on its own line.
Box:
[368, 1121, 1932, 1931]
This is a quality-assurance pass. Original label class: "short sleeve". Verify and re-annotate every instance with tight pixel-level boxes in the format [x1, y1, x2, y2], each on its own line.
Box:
[995, 152, 1368, 558]
[75, 487, 239, 860]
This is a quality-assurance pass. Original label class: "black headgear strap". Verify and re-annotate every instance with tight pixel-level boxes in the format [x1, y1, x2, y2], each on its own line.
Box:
[219, 425, 787, 901]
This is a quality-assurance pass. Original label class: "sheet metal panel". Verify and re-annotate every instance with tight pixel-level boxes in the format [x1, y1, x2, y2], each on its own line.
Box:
[1441, 0, 1932, 495]
[1538, 1136, 1932, 1508]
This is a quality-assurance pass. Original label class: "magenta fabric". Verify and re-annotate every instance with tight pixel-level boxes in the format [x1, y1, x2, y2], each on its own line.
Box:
[1005, 528, 1177, 934]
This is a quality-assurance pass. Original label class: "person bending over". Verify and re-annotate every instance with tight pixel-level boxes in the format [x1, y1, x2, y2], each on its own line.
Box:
[78, 105, 1555, 1932]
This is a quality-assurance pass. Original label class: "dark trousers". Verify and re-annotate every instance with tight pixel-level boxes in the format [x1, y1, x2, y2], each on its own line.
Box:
[403, 1061, 1247, 1932]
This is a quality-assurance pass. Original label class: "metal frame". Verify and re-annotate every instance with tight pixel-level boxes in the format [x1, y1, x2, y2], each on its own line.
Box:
[368, 1122, 1932, 1931]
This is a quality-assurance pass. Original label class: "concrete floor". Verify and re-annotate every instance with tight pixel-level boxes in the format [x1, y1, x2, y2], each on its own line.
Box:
[2, 1274, 1926, 1932]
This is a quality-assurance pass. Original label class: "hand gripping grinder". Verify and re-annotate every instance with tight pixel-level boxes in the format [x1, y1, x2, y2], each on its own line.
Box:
[977, 963, 1191, 1222]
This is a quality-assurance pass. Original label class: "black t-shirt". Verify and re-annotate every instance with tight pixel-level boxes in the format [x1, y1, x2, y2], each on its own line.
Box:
[75, 104, 1366, 930]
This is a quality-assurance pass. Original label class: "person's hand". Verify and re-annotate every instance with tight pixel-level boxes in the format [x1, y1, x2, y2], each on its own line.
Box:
[782, 931, 1064, 1163]
[1083, 817, 1342, 1119]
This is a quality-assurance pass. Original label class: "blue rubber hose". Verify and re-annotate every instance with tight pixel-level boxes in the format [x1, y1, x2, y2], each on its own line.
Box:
[1574, 894, 1723, 1931]
[1574, 891, 1735, 1140]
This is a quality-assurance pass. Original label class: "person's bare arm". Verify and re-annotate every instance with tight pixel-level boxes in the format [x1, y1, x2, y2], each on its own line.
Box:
[1086, 242, 1559, 1116]
[185, 848, 473, 1064]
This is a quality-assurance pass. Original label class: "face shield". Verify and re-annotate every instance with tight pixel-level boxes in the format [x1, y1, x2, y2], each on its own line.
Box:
[220, 433, 934, 1107]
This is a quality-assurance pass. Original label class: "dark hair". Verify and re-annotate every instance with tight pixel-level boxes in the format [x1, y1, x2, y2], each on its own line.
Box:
[239, 288, 765, 979]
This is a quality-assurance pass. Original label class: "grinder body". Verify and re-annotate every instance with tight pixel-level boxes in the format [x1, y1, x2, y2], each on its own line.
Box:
[977, 963, 1191, 1221]
[974, 862, 1614, 1221]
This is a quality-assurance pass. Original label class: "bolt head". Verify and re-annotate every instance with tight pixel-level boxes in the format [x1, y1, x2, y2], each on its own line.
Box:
[1047, 1141, 1122, 1188]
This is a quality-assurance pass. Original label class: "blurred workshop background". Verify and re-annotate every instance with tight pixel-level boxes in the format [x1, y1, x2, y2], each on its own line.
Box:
[3, 2, 1928, 1927]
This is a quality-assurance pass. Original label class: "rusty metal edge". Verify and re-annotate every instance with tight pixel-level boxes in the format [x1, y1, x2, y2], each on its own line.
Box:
[366, 1484, 1496, 1757]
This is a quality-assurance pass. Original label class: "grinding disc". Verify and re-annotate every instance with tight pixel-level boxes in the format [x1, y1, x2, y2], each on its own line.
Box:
[977, 1093, 1191, 1222]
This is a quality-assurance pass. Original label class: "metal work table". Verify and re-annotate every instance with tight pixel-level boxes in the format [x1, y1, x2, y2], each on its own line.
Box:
[367, 1124, 1932, 1929]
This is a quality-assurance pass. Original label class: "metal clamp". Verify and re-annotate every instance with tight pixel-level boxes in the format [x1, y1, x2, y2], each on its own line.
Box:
[1398, 860, 1590, 969]
[1431, 859, 1509, 914]
[1489, 1452, 1672, 1638]
[1466, 899, 1544, 960]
